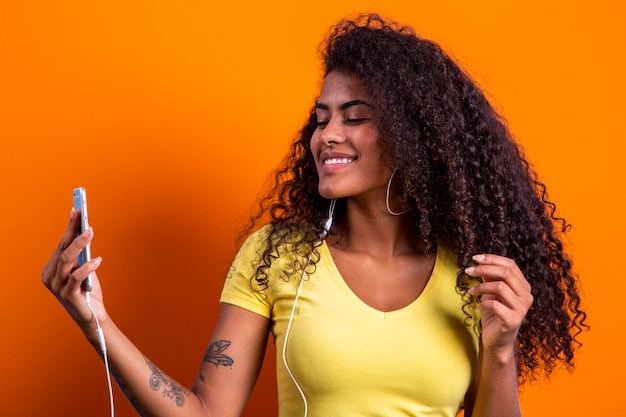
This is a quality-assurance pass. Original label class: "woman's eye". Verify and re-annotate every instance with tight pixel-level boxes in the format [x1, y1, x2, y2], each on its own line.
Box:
[345, 118, 369, 125]
[316, 121, 329, 128]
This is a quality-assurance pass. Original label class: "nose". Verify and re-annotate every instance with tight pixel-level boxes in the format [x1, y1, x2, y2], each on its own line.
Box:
[319, 117, 346, 145]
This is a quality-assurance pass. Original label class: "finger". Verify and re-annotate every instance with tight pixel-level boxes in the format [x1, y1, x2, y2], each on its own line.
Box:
[42, 208, 81, 287]
[466, 263, 522, 283]
[58, 207, 82, 251]
[476, 298, 526, 332]
[57, 262, 105, 327]
[465, 263, 522, 290]
[470, 281, 530, 311]
[51, 227, 94, 293]
[63, 257, 103, 296]
[471, 254, 516, 267]
[471, 274, 534, 317]
[466, 256, 531, 293]
[478, 266, 530, 300]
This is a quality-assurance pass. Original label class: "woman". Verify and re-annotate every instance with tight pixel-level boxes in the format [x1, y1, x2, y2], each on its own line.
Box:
[42, 14, 587, 417]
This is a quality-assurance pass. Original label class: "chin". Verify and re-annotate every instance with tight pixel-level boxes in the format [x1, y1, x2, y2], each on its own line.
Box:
[318, 191, 337, 199]
[318, 186, 342, 200]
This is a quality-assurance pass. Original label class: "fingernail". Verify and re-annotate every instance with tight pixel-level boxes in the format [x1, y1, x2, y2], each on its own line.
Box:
[465, 267, 476, 274]
[472, 254, 486, 262]
[82, 227, 93, 237]
[70, 208, 77, 219]
[93, 257, 102, 266]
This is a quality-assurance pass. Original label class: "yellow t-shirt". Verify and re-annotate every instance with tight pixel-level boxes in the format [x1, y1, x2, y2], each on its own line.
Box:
[221, 228, 480, 417]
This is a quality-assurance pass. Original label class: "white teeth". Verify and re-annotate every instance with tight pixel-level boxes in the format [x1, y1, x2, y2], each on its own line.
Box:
[324, 158, 353, 165]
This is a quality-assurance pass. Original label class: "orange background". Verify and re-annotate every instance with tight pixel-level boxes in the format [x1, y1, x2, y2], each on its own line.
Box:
[1, 1, 624, 416]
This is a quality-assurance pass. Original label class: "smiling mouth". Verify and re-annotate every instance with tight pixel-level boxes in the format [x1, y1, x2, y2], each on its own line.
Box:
[324, 157, 355, 165]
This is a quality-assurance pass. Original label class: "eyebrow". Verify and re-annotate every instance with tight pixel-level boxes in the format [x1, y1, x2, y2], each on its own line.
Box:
[315, 99, 374, 111]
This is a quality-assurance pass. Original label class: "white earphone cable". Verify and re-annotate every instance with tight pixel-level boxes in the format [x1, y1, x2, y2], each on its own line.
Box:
[85, 291, 115, 417]
[282, 198, 337, 417]
[282, 254, 312, 417]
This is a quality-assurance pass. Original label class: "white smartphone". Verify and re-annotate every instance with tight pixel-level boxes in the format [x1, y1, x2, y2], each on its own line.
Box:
[73, 187, 93, 291]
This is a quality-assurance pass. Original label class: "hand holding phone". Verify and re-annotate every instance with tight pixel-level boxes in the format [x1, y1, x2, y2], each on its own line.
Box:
[73, 187, 93, 292]
[70, 188, 113, 409]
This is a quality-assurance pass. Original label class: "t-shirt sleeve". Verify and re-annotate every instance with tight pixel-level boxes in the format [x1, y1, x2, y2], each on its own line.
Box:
[220, 228, 273, 319]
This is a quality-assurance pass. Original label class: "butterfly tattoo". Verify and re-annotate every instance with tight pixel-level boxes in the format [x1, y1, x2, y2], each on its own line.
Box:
[197, 340, 235, 382]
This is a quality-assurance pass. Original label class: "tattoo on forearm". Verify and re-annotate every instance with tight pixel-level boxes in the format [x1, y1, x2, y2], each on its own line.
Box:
[197, 339, 234, 382]
[146, 359, 190, 407]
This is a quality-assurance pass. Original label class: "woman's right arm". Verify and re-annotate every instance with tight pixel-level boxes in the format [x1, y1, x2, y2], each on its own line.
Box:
[41, 209, 271, 417]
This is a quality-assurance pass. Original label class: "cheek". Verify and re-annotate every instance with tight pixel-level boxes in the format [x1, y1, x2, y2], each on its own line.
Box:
[309, 134, 321, 158]
[363, 135, 384, 162]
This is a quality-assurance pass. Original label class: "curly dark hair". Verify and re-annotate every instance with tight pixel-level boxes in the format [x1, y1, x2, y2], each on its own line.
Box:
[240, 13, 587, 381]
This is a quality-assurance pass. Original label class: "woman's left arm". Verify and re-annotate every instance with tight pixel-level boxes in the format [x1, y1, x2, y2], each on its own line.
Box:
[463, 254, 534, 417]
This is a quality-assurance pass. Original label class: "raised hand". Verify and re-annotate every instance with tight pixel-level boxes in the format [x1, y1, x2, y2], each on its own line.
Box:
[41, 208, 106, 333]
[465, 254, 533, 358]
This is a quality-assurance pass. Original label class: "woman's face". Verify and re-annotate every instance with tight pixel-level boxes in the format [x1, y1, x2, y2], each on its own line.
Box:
[311, 71, 390, 201]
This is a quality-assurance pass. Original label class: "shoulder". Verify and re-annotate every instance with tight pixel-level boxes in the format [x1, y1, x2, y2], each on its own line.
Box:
[236, 225, 272, 259]
[232, 224, 313, 283]
[237, 223, 309, 255]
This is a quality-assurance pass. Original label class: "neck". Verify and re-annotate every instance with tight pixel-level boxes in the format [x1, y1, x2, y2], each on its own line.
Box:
[329, 197, 421, 259]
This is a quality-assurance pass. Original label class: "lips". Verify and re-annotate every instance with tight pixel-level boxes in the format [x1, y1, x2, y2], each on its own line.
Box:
[320, 151, 356, 167]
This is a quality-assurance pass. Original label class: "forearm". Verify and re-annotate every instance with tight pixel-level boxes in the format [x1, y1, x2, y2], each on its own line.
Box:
[84, 318, 208, 417]
[469, 349, 521, 417]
